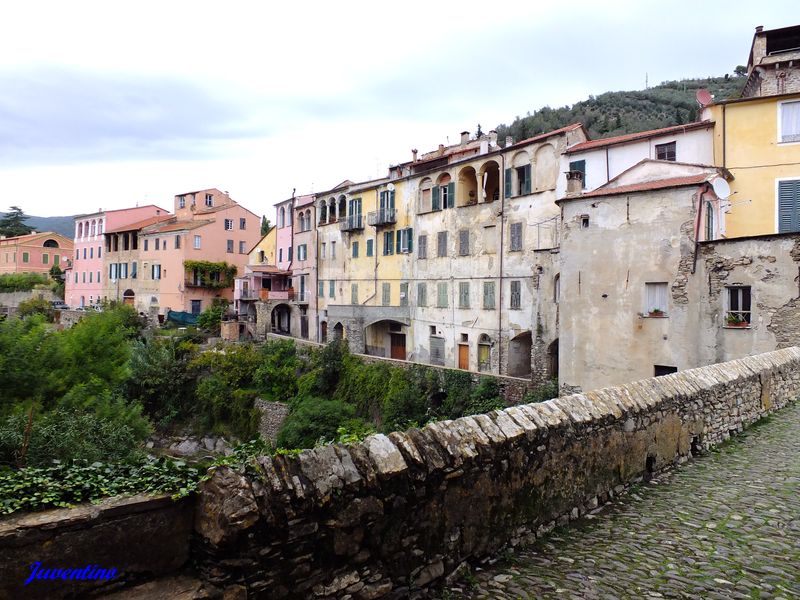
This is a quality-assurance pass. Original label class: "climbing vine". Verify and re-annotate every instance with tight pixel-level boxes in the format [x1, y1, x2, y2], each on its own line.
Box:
[183, 260, 237, 289]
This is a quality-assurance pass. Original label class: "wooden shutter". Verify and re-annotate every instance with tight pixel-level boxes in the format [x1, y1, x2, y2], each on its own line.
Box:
[432, 186, 440, 211]
[523, 164, 532, 194]
[389, 190, 395, 209]
[778, 180, 799, 233]
[418, 235, 426, 258]
[438, 231, 447, 257]
[395, 230, 401, 253]
[483, 281, 495, 309]
[418, 282, 427, 306]
[459, 282, 470, 308]
[407, 228, 413, 253]
[504, 168, 513, 197]
[447, 182, 455, 208]
[459, 230, 469, 255]
[430, 336, 445, 366]
[437, 282, 448, 307]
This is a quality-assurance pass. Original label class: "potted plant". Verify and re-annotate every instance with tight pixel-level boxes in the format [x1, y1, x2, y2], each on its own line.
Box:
[648, 308, 666, 317]
[726, 313, 749, 328]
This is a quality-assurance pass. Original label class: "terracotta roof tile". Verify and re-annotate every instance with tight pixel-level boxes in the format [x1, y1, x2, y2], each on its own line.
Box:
[566, 174, 711, 200]
[106, 215, 172, 234]
[146, 219, 212, 234]
[566, 121, 714, 153]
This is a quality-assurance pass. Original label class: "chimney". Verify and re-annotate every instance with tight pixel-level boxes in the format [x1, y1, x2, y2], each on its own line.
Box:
[755, 25, 763, 33]
[479, 139, 489, 155]
[565, 170, 584, 197]
[505, 135, 514, 148]
[489, 130, 498, 146]
[460, 131, 470, 144]
[412, 148, 418, 162]
[438, 144, 445, 156]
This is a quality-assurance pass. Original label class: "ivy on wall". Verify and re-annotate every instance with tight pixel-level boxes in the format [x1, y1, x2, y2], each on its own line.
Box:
[183, 261, 237, 290]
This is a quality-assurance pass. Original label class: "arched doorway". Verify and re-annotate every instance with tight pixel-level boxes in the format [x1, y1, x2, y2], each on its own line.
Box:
[364, 319, 406, 359]
[332, 322, 344, 340]
[478, 334, 492, 372]
[508, 331, 532, 377]
[479, 160, 500, 203]
[547, 339, 559, 380]
[320, 321, 328, 343]
[457, 166, 478, 207]
[271, 304, 292, 335]
[122, 289, 135, 306]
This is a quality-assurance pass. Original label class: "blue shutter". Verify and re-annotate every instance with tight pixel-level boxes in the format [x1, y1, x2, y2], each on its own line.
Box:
[504, 168, 513, 197]
[447, 182, 455, 208]
[395, 230, 401, 254]
[778, 180, 800, 233]
[432, 186, 440, 211]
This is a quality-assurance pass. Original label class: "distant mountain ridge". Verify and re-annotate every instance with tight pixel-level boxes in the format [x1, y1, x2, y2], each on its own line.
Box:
[495, 75, 745, 144]
[0, 213, 76, 238]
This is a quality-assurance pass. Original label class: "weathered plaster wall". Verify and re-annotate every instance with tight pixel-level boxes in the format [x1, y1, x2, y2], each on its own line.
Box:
[193, 348, 800, 599]
[0, 495, 193, 600]
[0, 289, 59, 308]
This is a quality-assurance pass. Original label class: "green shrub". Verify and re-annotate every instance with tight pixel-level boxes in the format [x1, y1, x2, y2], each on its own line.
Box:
[276, 396, 356, 450]
[466, 377, 504, 415]
[17, 297, 54, 321]
[0, 273, 50, 292]
[253, 339, 302, 403]
[523, 379, 559, 404]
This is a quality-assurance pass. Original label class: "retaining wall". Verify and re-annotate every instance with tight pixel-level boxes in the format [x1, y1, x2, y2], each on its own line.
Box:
[194, 347, 800, 599]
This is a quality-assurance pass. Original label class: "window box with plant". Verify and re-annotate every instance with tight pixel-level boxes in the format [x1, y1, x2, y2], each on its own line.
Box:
[647, 308, 667, 318]
[725, 313, 750, 328]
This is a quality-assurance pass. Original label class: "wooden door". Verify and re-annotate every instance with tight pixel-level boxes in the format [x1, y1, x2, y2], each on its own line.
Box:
[458, 344, 469, 370]
[390, 333, 406, 360]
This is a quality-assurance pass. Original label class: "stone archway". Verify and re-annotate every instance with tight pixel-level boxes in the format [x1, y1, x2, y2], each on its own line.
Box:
[320, 321, 328, 343]
[271, 304, 292, 335]
[508, 331, 533, 377]
[332, 322, 344, 340]
[122, 289, 135, 307]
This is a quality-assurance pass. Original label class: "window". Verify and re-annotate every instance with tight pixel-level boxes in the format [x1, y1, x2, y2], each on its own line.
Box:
[75, 249, 79, 259]
[418, 235, 428, 259]
[96, 270, 100, 282]
[42, 253, 49, 264]
[330, 242, 335, 259]
[778, 179, 800, 233]
[569, 159, 586, 189]
[98, 246, 102, 258]
[321, 243, 326, 258]
[144, 239, 149, 251]
[417, 282, 427, 306]
[483, 281, 496, 309]
[278, 207, 285, 228]
[205, 193, 213, 207]
[89, 248, 93, 259]
[437, 231, 448, 257]
[132, 235, 138, 250]
[279, 248, 283, 262]
[55, 255, 60, 265]
[239, 218, 246, 230]
[178, 196, 185, 209]
[162, 238, 166, 250]
[351, 283, 358, 304]
[779, 100, 800, 143]
[82, 271, 85, 283]
[191, 299, 202, 314]
[645, 282, 668, 316]
[655, 141, 676, 161]
[581, 215, 590, 228]
[298, 244, 307, 260]
[398, 228, 413, 253]
[352, 241, 359, 258]
[319, 280, 324, 297]
[109, 263, 117, 279]
[193, 235, 201, 249]
[510, 222, 523, 251]
[458, 282, 470, 308]
[506, 164, 531, 197]
[400, 282, 408, 306]
[175, 235, 181, 249]
[383, 231, 394, 255]
[120, 262, 128, 279]
[382, 282, 391, 306]
[726, 286, 752, 325]
[83, 248, 87, 259]
[151, 264, 161, 280]
[155, 238, 160, 251]
[227, 239, 234, 253]
[88, 271, 92, 283]
[366, 238, 374, 257]
[22, 252, 29, 263]
[288, 246, 293, 262]
[554, 274, 560, 303]
[329, 280, 335, 298]
[654, 365, 678, 377]
[510, 280, 521, 309]
[458, 229, 470, 256]
[224, 219, 233, 231]
[436, 282, 448, 308]
[131, 262, 137, 279]
[75, 273, 78, 283]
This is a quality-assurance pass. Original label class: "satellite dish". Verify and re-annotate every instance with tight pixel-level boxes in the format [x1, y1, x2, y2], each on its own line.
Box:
[712, 178, 731, 199]
[387, 183, 395, 192]
[696, 89, 713, 107]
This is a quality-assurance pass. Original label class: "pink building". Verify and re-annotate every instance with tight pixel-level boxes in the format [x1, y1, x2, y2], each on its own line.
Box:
[66, 205, 167, 308]
[0, 232, 73, 275]
[275, 196, 294, 271]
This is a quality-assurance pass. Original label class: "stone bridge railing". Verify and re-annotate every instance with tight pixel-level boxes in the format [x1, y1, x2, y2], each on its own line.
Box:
[193, 347, 800, 599]
[3, 348, 799, 599]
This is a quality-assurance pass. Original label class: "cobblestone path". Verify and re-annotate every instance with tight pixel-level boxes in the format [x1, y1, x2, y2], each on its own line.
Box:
[457, 402, 800, 599]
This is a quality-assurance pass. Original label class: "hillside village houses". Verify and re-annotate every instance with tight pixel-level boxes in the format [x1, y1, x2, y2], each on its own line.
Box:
[0, 232, 73, 276]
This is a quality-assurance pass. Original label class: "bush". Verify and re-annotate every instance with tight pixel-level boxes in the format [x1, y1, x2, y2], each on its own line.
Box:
[466, 377, 504, 415]
[253, 339, 302, 403]
[523, 379, 559, 404]
[17, 297, 54, 321]
[0, 273, 50, 292]
[276, 396, 356, 450]
[196, 298, 230, 333]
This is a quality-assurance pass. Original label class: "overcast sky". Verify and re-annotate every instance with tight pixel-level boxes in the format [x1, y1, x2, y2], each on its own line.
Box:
[0, 0, 794, 218]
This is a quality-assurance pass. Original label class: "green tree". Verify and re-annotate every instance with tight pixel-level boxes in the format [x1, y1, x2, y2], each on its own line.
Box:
[0, 206, 34, 237]
[17, 297, 54, 322]
[734, 65, 747, 77]
[260, 216, 271, 236]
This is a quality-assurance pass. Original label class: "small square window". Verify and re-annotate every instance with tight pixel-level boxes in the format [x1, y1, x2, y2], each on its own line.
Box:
[725, 286, 752, 326]
[645, 282, 668, 317]
[227, 239, 234, 253]
[239, 218, 246, 230]
[224, 219, 233, 231]
[655, 141, 676, 161]
[580, 215, 590, 229]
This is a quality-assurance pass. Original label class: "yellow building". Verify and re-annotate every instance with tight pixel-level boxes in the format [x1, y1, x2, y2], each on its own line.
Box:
[702, 25, 800, 237]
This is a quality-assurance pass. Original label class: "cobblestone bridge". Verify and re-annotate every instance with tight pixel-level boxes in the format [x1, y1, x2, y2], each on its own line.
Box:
[460, 401, 800, 600]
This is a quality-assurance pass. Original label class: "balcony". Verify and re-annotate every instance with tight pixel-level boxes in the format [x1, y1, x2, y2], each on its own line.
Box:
[235, 288, 259, 301]
[367, 208, 396, 227]
[339, 214, 364, 232]
[262, 289, 295, 301]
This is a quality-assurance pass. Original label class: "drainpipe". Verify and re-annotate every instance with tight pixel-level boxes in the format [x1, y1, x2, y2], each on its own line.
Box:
[498, 153, 506, 372]
[691, 184, 710, 274]
[722, 104, 727, 169]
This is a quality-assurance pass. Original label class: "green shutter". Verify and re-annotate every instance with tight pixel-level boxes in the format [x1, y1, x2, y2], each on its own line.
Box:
[389, 190, 395, 209]
[778, 180, 800, 233]
[447, 182, 455, 208]
[504, 168, 513, 197]
[407, 228, 413, 253]
[395, 230, 401, 254]
[432, 186, 440, 211]
[523, 164, 532, 194]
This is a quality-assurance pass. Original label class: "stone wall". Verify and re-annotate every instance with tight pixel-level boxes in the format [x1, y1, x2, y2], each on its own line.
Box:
[193, 347, 800, 599]
[256, 399, 291, 444]
[0, 495, 193, 600]
[0, 289, 59, 308]
[265, 333, 536, 406]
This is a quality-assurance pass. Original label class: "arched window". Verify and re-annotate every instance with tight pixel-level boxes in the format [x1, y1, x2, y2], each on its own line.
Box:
[338, 195, 346, 220]
[298, 212, 305, 232]
[279, 207, 285, 228]
[78, 222, 83, 238]
[43, 239, 59, 248]
[319, 201, 327, 224]
[478, 334, 492, 372]
[419, 177, 433, 212]
[329, 198, 336, 222]
[98, 220, 104, 235]
[305, 210, 311, 230]
[90, 220, 96, 237]
[554, 274, 560, 303]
